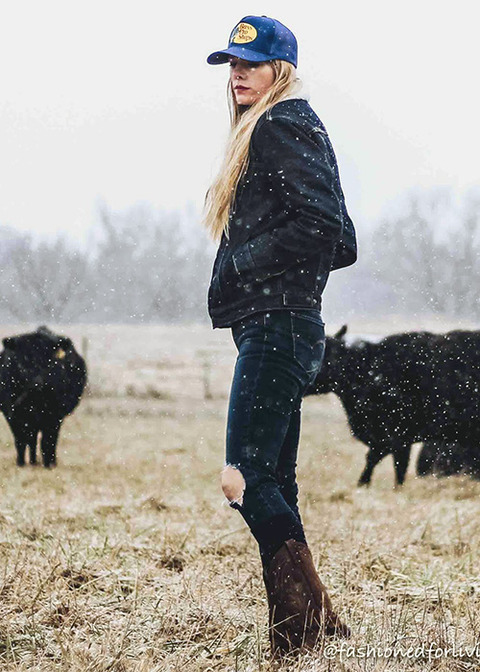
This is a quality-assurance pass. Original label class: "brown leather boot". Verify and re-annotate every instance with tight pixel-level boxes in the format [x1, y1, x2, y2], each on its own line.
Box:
[264, 539, 350, 655]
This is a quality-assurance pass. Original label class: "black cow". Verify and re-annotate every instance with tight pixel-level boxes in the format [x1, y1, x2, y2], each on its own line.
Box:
[0, 326, 87, 467]
[305, 326, 480, 487]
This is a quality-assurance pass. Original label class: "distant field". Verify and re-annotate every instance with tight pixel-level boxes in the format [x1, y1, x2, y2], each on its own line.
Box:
[0, 320, 479, 671]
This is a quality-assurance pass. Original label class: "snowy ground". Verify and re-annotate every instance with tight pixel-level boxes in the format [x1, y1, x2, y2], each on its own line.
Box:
[0, 319, 479, 671]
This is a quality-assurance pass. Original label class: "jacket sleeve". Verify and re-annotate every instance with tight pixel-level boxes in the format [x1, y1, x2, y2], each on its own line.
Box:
[231, 116, 344, 283]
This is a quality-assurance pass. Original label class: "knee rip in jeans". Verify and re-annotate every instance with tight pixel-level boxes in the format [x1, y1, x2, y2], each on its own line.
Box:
[221, 464, 246, 507]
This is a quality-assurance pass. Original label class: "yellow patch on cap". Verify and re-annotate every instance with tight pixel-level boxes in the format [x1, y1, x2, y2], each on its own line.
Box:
[231, 23, 257, 44]
[55, 348, 66, 359]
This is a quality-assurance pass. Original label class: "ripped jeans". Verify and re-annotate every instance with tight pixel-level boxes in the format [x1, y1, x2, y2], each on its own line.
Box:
[225, 309, 326, 567]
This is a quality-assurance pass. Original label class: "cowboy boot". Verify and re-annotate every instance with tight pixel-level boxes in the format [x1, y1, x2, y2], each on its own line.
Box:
[265, 539, 350, 655]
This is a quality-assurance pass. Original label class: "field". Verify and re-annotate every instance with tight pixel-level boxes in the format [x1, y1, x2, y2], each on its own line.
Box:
[1, 319, 480, 672]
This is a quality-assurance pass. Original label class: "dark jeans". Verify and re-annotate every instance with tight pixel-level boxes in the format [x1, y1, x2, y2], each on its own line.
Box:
[226, 309, 326, 567]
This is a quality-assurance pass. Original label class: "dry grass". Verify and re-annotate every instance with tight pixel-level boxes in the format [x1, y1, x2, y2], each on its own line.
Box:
[0, 320, 480, 671]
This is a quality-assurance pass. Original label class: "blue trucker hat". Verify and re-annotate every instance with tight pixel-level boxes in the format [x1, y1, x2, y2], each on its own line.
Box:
[207, 15, 298, 68]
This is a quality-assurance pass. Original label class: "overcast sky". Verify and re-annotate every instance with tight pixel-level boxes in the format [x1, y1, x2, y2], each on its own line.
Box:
[0, 0, 478, 244]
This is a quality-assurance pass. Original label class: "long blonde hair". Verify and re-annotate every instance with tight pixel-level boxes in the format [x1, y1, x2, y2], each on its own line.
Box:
[203, 60, 299, 241]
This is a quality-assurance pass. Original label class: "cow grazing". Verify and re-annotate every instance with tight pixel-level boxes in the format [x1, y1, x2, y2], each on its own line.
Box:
[305, 326, 480, 487]
[0, 326, 87, 468]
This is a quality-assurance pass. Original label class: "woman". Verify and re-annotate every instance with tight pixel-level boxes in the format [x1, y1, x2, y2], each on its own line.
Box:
[204, 15, 357, 656]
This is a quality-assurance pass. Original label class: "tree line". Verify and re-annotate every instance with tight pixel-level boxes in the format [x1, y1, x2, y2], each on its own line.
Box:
[0, 188, 478, 323]
[0, 202, 215, 323]
[325, 187, 480, 322]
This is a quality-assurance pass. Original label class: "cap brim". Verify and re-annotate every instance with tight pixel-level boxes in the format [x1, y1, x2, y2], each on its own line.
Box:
[207, 46, 272, 65]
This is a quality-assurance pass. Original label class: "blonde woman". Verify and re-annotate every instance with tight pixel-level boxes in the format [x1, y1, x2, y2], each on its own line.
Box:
[204, 15, 357, 656]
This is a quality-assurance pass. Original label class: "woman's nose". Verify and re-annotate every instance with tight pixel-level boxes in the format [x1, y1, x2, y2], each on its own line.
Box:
[231, 63, 245, 77]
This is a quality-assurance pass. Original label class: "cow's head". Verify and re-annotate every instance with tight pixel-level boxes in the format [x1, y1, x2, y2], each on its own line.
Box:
[2, 326, 73, 371]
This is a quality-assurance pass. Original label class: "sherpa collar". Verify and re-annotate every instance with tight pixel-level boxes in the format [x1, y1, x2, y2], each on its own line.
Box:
[279, 77, 310, 103]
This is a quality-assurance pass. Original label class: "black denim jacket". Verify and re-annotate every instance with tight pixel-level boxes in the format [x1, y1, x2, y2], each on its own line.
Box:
[208, 98, 357, 328]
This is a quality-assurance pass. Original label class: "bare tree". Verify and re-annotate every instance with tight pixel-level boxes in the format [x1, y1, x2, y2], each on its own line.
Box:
[446, 188, 480, 316]
[371, 188, 480, 318]
[0, 233, 92, 322]
[93, 202, 215, 323]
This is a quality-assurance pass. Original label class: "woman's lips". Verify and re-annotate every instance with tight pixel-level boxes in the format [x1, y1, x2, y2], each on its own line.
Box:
[235, 86, 249, 91]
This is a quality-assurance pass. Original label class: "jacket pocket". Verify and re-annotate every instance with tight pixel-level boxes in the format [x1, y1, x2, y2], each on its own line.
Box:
[208, 272, 223, 309]
[218, 249, 240, 297]
[231, 243, 256, 284]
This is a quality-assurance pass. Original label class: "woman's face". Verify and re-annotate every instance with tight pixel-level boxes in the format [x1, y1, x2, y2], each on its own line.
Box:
[229, 57, 275, 106]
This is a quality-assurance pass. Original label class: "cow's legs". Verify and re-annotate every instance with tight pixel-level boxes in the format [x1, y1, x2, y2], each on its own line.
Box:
[15, 435, 27, 467]
[392, 443, 412, 487]
[416, 441, 438, 477]
[41, 422, 61, 468]
[358, 446, 390, 486]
